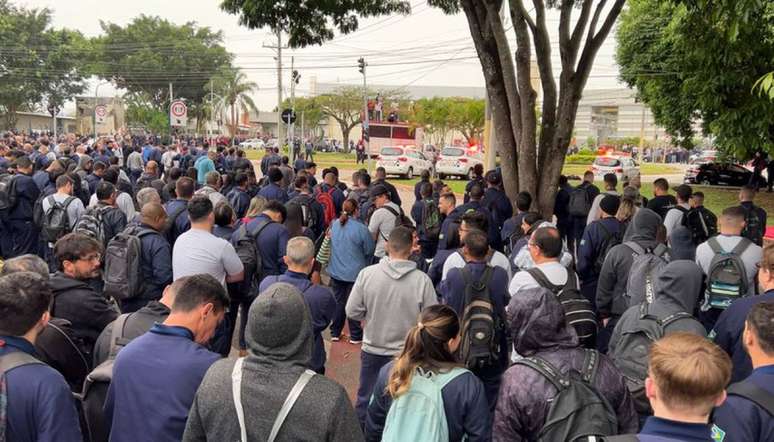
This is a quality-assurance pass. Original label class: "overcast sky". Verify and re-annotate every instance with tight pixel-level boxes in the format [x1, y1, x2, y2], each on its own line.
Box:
[19, 0, 624, 111]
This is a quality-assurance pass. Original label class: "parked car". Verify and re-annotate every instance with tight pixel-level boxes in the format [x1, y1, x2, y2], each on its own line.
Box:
[592, 155, 640, 183]
[436, 146, 484, 179]
[239, 138, 264, 149]
[265, 138, 279, 149]
[376, 146, 433, 179]
[686, 162, 765, 187]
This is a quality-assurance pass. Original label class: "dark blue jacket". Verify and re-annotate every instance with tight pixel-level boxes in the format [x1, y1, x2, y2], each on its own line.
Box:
[318, 183, 345, 215]
[366, 361, 491, 442]
[713, 365, 774, 442]
[226, 187, 251, 219]
[577, 217, 624, 282]
[136, 224, 173, 301]
[438, 206, 465, 251]
[501, 212, 527, 245]
[637, 416, 714, 442]
[288, 193, 325, 239]
[163, 199, 191, 245]
[7, 173, 39, 221]
[257, 182, 288, 203]
[32, 170, 49, 192]
[105, 324, 220, 442]
[482, 187, 513, 233]
[237, 214, 289, 276]
[259, 271, 336, 372]
[413, 179, 430, 202]
[457, 200, 502, 251]
[429, 248, 456, 289]
[711, 290, 774, 383]
[740, 201, 767, 236]
[554, 183, 573, 230]
[293, 158, 306, 172]
[0, 336, 82, 442]
[86, 173, 101, 195]
[464, 177, 485, 203]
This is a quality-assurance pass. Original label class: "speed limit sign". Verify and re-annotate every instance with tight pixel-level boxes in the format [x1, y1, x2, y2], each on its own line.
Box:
[170, 100, 187, 127]
[94, 105, 108, 125]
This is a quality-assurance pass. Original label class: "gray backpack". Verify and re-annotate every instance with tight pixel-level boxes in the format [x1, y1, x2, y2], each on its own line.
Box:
[103, 226, 154, 301]
[609, 302, 693, 416]
[706, 237, 751, 309]
[624, 242, 669, 307]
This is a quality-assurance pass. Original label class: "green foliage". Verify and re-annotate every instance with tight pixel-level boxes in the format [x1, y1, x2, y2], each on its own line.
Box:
[209, 66, 259, 137]
[220, 0, 411, 48]
[409, 97, 485, 145]
[282, 96, 325, 139]
[565, 154, 598, 164]
[125, 93, 169, 134]
[617, 0, 774, 158]
[91, 15, 233, 109]
[0, 0, 88, 129]
[754, 72, 774, 99]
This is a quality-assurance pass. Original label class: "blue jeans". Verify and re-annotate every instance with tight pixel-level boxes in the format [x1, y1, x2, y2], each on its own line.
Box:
[355, 351, 393, 427]
[330, 278, 362, 341]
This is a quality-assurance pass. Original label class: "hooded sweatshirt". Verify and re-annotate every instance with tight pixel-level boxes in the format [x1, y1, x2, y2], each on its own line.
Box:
[346, 257, 438, 356]
[493, 287, 638, 441]
[183, 283, 362, 442]
[609, 260, 707, 357]
[596, 208, 667, 319]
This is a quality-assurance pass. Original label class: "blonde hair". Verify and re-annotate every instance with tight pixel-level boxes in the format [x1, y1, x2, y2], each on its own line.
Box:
[244, 196, 267, 218]
[649, 332, 731, 415]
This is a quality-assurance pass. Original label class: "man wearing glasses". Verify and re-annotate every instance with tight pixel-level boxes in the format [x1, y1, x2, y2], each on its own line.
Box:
[49, 233, 119, 361]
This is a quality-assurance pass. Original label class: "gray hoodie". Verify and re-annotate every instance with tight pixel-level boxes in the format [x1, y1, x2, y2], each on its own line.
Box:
[183, 283, 362, 442]
[609, 260, 707, 356]
[596, 208, 668, 318]
[346, 257, 438, 356]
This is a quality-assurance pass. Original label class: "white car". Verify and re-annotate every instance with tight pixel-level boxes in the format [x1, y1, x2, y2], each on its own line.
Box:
[239, 138, 264, 149]
[436, 146, 484, 179]
[592, 156, 640, 183]
[376, 146, 433, 179]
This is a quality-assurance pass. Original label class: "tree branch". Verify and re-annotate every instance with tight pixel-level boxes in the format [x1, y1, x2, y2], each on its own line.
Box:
[568, 0, 594, 68]
[585, 0, 608, 51]
[532, 0, 558, 168]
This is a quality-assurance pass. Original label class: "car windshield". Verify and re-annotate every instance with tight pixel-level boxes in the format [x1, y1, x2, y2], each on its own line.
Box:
[381, 147, 403, 156]
[594, 157, 621, 167]
[441, 147, 465, 157]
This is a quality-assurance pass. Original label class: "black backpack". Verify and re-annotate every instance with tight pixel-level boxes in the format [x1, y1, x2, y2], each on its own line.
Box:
[103, 226, 154, 302]
[682, 206, 717, 245]
[609, 302, 693, 416]
[0, 174, 18, 211]
[594, 222, 623, 275]
[569, 184, 593, 217]
[41, 195, 77, 243]
[232, 220, 272, 298]
[459, 266, 501, 370]
[381, 205, 414, 232]
[526, 268, 598, 349]
[288, 194, 319, 230]
[706, 237, 751, 310]
[725, 380, 774, 415]
[81, 314, 132, 442]
[514, 349, 618, 441]
[741, 205, 764, 246]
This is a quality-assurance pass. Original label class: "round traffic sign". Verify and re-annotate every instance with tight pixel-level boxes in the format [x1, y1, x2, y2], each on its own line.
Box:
[95, 105, 107, 117]
[171, 101, 187, 117]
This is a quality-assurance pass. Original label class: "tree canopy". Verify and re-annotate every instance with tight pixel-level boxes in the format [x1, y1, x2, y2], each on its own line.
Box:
[617, 0, 774, 157]
[411, 97, 485, 145]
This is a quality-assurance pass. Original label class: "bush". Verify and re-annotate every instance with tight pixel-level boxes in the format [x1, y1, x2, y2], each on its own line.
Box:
[565, 154, 597, 164]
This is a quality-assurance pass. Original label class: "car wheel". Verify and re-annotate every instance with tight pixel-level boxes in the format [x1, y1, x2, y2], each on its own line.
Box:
[699, 178, 712, 186]
[467, 168, 475, 180]
[406, 167, 414, 180]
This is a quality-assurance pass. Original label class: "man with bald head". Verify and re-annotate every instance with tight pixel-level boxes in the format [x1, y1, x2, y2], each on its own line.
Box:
[117, 202, 173, 313]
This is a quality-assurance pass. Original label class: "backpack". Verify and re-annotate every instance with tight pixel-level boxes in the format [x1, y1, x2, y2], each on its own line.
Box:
[526, 268, 598, 349]
[706, 237, 751, 310]
[74, 205, 108, 247]
[514, 349, 618, 442]
[381, 367, 469, 442]
[569, 184, 593, 217]
[624, 242, 669, 307]
[81, 314, 132, 442]
[725, 380, 774, 415]
[288, 194, 319, 230]
[459, 266, 501, 370]
[232, 220, 273, 298]
[103, 226, 154, 302]
[741, 205, 764, 246]
[164, 204, 188, 237]
[35, 318, 91, 393]
[315, 187, 337, 227]
[682, 206, 717, 245]
[594, 222, 623, 275]
[41, 195, 77, 243]
[0, 174, 18, 211]
[609, 302, 693, 415]
[382, 205, 414, 232]
[419, 198, 441, 241]
[1, 346, 44, 441]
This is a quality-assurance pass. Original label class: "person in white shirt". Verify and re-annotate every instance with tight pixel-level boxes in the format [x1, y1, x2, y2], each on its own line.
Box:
[663, 184, 693, 239]
[509, 226, 580, 297]
[586, 173, 620, 225]
[87, 168, 136, 221]
[368, 184, 402, 259]
[442, 210, 512, 281]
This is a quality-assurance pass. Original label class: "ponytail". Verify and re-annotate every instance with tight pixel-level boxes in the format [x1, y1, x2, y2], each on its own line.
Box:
[387, 305, 461, 398]
[340, 199, 358, 227]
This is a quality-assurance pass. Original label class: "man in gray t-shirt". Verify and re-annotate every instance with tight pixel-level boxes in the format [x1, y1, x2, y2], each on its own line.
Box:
[171, 197, 244, 288]
[368, 184, 401, 258]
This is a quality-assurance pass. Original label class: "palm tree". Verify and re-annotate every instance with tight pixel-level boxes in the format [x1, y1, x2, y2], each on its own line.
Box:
[208, 67, 259, 141]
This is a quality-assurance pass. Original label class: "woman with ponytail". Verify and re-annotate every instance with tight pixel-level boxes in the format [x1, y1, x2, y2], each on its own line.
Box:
[365, 305, 490, 441]
[327, 198, 375, 343]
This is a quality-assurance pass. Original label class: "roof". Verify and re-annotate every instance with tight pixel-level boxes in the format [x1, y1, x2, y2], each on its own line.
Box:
[16, 111, 75, 120]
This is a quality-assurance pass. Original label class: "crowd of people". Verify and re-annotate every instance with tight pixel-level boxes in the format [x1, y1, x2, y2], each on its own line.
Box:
[0, 130, 772, 442]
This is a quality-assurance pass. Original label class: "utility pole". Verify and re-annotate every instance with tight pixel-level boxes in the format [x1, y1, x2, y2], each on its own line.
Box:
[290, 58, 300, 161]
[169, 82, 174, 139]
[358, 57, 370, 173]
[639, 106, 646, 155]
[210, 80, 215, 146]
[263, 30, 287, 144]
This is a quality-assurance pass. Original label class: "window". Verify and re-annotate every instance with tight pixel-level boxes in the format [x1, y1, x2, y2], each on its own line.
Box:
[381, 147, 404, 156]
[441, 147, 465, 157]
[392, 126, 412, 140]
[370, 125, 392, 138]
[594, 157, 621, 167]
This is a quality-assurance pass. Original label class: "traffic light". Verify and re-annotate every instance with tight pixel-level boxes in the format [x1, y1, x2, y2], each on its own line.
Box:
[292, 70, 300, 84]
[358, 57, 366, 74]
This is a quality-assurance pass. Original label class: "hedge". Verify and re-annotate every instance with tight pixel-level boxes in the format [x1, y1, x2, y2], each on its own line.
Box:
[565, 154, 597, 164]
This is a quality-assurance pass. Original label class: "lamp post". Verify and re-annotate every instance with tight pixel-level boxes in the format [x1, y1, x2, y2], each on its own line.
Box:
[93, 81, 111, 140]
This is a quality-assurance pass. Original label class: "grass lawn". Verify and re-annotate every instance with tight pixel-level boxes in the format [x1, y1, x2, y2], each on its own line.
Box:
[562, 162, 684, 177]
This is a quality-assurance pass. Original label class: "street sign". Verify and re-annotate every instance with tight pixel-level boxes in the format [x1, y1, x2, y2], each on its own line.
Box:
[281, 108, 296, 125]
[94, 105, 108, 125]
[170, 100, 187, 127]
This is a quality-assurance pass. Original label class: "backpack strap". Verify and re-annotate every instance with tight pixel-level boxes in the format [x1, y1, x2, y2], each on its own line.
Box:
[513, 356, 569, 392]
[249, 219, 274, 240]
[433, 366, 470, 388]
[580, 349, 600, 384]
[268, 369, 316, 442]
[726, 380, 774, 415]
[0, 350, 43, 374]
[231, 357, 248, 442]
[108, 314, 132, 359]
[731, 237, 752, 256]
[525, 267, 564, 294]
[624, 241, 646, 256]
[165, 204, 187, 232]
[707, 237, 724, 254]
[652, 243, 668, 259]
